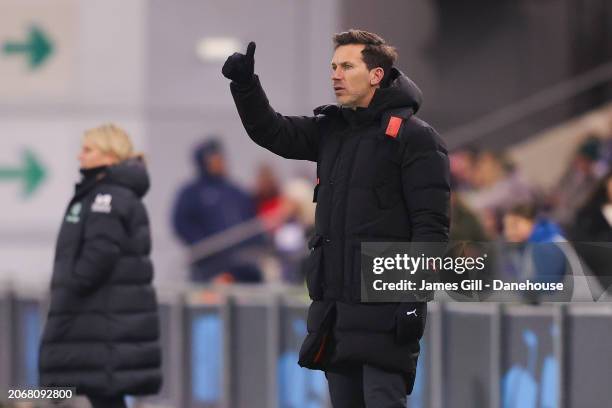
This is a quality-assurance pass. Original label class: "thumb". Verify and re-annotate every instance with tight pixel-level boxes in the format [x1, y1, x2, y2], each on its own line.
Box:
[246, 41, 256, 60]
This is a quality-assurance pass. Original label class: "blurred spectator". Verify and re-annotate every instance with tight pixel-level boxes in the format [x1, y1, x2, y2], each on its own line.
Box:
[550, 135, 609, 228]
[253, 176, 316, 283]
[254, 163, 283, 218]
[462, 150, 536, 237]
[502, 204, 568, 293]
[272, 177, 316, 283]
[449, 192, 488, 242]
[449, 147, 479, 191]
[570, 170, 612, 293]
[283, 177, 316, 231]
[172, 138, 262, 283]
[444, 192, 492, 298]
[465, 151, 535, 210]
[471, 150, 508, 189]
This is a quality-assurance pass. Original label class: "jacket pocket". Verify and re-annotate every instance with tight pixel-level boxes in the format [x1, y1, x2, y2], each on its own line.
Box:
[304, 234, 325, 300]
[374, 183, 402, 209]
[395, 302, 427, 344]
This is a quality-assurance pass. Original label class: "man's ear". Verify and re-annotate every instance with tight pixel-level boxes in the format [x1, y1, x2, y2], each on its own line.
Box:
[370, 67, 385, 86]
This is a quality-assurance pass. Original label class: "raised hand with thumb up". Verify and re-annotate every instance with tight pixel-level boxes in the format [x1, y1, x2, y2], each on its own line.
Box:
[222, 41, 256, 86]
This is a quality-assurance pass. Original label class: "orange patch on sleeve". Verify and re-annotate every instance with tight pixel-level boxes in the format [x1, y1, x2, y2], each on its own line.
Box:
[385, 116, 403, 138]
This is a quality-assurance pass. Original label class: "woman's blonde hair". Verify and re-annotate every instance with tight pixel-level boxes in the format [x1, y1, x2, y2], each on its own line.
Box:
[83, 124, 135, 162]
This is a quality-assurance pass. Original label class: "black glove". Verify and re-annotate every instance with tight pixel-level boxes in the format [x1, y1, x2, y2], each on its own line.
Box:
[222, 41, 256, 86]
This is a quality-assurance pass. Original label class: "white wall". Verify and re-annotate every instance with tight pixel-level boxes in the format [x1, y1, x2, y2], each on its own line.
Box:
[0, 0, 148, 286]
[0, 0, 340, 286]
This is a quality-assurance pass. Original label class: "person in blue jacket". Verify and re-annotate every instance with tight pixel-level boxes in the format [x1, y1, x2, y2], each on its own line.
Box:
[503, 203, 570, 299]
[172, 138, 262, 282]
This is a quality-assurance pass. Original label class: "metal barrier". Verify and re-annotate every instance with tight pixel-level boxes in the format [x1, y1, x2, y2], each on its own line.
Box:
[1, 286, 611, 408]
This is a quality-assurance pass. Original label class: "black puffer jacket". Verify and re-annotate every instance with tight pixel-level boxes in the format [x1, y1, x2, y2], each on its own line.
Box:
[39, 158, 162, 397]
[230, 68, 450, 392]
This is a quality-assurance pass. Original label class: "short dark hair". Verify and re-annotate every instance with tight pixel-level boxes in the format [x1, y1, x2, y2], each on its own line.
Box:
[507, 203, 538, 221]
[333, 29, 398, 84]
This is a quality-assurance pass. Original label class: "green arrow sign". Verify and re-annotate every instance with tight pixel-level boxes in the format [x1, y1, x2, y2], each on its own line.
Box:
[0, 150, 47, 197]
[3, 26, 54, 69]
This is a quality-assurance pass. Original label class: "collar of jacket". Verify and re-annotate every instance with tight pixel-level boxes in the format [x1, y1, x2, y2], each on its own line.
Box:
[72, 157, 150, 200]
[74, 166, 108, 199]
[340, 105, 376, 127]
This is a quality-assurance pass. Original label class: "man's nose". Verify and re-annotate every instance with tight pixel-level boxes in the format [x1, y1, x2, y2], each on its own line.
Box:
[331, 67, 342, 80]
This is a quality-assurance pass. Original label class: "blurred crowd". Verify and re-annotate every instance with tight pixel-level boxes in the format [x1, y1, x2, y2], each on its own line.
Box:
[450, 129, 612, 294]
[171, 126, 612, 294]
[171, 138, 316, 285]
[451, 134, 611, 238]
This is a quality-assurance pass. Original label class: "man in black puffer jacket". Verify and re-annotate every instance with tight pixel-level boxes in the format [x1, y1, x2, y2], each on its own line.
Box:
[223, 30, 450, 407]
[39, 126, 161, 408]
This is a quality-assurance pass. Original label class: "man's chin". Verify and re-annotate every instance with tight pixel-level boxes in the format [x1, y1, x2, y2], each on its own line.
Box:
[336, 97, 354, 108]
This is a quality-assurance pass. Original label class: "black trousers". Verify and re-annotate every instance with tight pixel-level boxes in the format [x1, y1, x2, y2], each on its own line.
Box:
[87, 396, 127, 408]
[326, 365, 407, 408]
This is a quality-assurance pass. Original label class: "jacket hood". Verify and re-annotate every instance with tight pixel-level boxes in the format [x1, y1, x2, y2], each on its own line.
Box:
[369, 67, 423, 116]
[105, 157, 150, 198]
[193, 139, 223, 179]
[314, 67, 423, 120]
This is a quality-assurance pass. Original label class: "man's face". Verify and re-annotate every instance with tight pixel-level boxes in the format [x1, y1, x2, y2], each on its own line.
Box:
[503, 214, 534, 243]
[204, 152, 226, 176]
[331, 44, 382, 108]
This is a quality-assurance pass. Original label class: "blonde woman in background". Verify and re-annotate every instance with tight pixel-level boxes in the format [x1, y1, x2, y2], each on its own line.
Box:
[39, 125, 161, 408]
